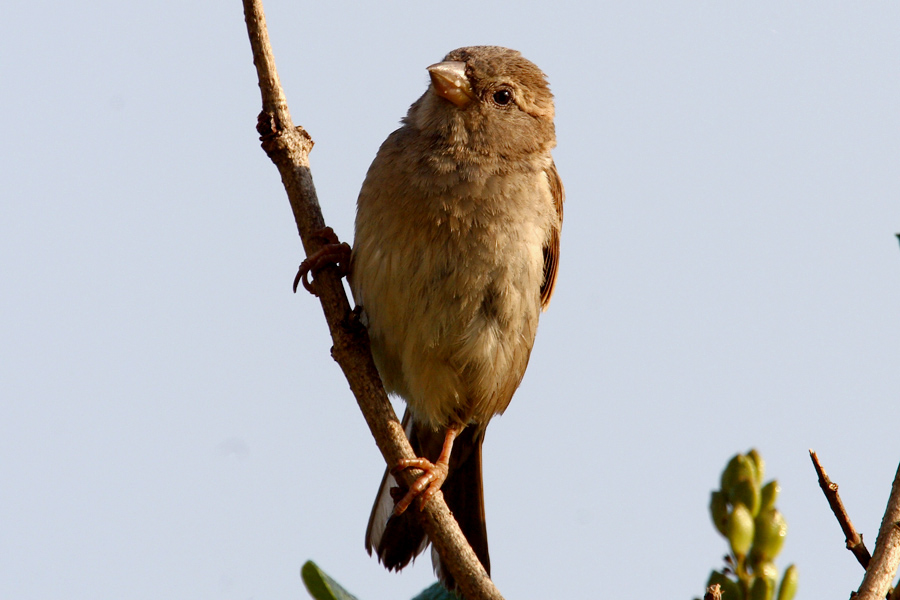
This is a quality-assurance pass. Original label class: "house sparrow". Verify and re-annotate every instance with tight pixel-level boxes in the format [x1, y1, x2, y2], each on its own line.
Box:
[350, 46, 564, 589]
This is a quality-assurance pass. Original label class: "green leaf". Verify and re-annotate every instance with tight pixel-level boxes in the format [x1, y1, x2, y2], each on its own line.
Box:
[751, 509, 787, 562]
[728, 503, 755, 558]
[732, 478, 761, 517]
[777, 564, 798, 600]
[747, 449, 765, 486]
[411, 582, 462, 600]
[711, 491, 730, 536]
[752, 560, 778, 584]
[300, 561, 360, 600]
[722, 455, 758, 504]
[759, 481, 779, 513]
[749, 575, 774, 600]
[707, 570, 742, 600]
[720, 454, 743, 493]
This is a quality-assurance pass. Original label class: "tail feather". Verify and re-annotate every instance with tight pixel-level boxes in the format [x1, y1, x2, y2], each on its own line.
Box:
[431, 429, 489, 589]
[365, 411, 490, 590]
[365, 412, 427, 568]
[364, 466, 429, 570]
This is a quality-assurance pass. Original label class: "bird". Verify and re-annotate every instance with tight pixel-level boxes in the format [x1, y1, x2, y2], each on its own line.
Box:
[348, 45, 564, 590]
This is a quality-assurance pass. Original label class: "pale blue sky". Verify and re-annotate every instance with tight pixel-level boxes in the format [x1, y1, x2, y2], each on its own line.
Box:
[2, 2, 899, 599]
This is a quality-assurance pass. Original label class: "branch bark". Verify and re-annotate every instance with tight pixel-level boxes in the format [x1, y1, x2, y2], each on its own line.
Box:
[240, 1, 502, 599]
[809, 450, 871, 569]
[856, 463, 900, 600]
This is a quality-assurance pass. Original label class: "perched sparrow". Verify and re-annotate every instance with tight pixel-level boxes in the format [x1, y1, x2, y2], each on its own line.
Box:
[350, 46, 563, 589]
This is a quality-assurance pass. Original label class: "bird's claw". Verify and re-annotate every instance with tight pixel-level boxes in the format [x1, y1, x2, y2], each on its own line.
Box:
[292, 227, 352, 296]
[391, 457, 450, 515]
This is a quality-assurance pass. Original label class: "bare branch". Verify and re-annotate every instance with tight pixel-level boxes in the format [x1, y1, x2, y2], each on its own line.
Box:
[240, 1, 501, 598]
[856, 463, 900, 600]
[810, 449, 872, 569]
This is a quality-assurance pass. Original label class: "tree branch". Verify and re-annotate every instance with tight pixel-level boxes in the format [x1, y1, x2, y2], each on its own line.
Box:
[809, 450, 872, 569]
[856, 463, 900, 600]
[240, 1, 502, 598]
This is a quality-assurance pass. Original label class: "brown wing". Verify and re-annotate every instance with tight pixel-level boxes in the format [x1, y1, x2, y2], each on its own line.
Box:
[540, 160, 564, 310]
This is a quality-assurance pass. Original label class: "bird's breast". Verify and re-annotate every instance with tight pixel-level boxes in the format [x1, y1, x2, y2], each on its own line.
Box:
[351, 158, 556, 428]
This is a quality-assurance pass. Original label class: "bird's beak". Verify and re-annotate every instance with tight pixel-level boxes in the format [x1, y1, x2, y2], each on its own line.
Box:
[427, 61, 475, 108]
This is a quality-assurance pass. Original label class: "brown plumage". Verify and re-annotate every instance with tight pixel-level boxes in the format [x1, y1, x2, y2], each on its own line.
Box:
[350, 46, 563, 590]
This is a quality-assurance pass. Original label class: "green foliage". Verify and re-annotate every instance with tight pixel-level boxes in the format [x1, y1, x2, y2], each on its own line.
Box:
[302, 450, 799, 600]
[410, 582, 462, 600]
[777, 564, 798, 600]
[727, 503, 755, 558]
[701, 449, 797, 600]
[300, 561, 460, 600]
[301, 561, 360, 600]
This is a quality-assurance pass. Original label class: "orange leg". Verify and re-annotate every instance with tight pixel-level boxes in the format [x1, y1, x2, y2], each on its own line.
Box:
[391, 425, 461, 515]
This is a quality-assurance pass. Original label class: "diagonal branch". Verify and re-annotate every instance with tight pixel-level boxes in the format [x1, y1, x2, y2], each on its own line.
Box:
[856, 463, 900, 600]
[809, 450, 871, 569]
[240, 1, 502, 599]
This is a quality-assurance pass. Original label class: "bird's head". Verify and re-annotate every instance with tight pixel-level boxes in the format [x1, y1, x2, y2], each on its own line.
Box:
[407, 46, 556, 162]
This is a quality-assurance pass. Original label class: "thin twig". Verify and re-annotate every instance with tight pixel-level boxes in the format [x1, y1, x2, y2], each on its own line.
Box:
[856, 463, 900, 600]
[810, 449, 872, 569]
[240, 1, 501, 599]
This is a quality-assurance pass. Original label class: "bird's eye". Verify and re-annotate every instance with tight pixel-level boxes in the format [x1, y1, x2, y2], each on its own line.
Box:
[492, 89, 512, 106]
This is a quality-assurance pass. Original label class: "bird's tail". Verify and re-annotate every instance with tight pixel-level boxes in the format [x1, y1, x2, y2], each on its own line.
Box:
[364, 411, 490, 591]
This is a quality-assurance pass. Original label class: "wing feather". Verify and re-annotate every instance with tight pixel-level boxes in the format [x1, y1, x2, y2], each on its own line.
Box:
[540, 161, 564, 310]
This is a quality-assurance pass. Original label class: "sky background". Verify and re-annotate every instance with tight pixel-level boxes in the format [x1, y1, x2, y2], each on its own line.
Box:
[2, 2, 899, 599]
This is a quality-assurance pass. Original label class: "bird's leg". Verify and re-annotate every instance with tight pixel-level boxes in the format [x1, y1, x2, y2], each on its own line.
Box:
[391, 425, 462, 515]
[292, 227, 352, 296]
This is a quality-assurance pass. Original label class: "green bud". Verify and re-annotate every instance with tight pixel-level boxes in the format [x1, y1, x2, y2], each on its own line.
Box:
[754, 560, 778, 585]
[747, 449, 765, 485]
[749, 575, 774, 600]
[777, 565, 798, 600]
[721, 454, 742, 493]
[732, 477, 762, 516]
[752, 509, 787, 562]
[711, 491, 729, 536]
[728, 503, 755, 558]
[759, 481, 780, 513]
[707, 570, 742, 600]
[723, 455, 758, 502]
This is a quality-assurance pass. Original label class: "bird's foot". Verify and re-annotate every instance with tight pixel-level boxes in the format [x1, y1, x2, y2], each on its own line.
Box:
[390, 457, 450, 515]
[292, 227, 351, 296]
